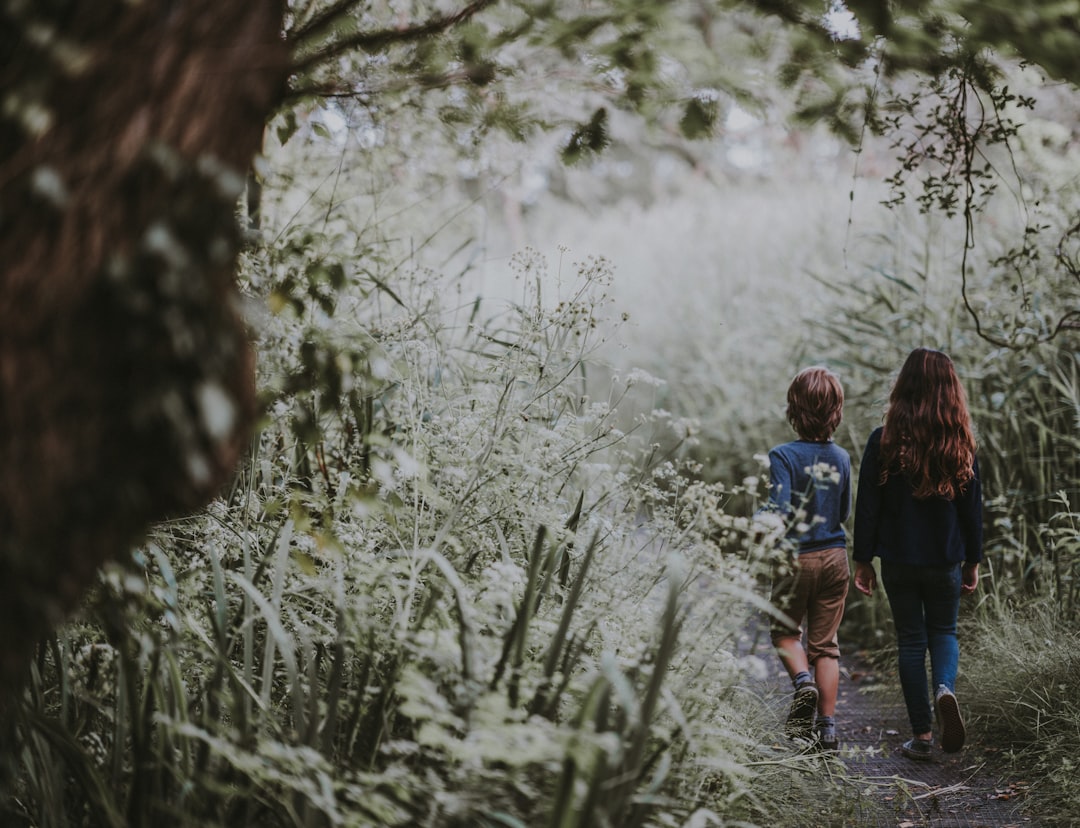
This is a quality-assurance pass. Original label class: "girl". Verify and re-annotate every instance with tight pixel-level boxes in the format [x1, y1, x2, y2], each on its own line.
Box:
[853, 348, 982, 761]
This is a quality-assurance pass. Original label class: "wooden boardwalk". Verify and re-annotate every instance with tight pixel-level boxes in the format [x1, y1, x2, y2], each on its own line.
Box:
[739, 627, 1038, 827]
[833, 654, 1035, 828]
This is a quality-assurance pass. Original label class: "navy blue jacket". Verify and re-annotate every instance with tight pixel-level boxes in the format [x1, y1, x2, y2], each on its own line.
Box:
[853, 427, 983, 567]
[766, 439, 851, 554]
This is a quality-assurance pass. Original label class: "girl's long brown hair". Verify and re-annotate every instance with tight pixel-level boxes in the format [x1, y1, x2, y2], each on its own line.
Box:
[880, 347, 976, 499]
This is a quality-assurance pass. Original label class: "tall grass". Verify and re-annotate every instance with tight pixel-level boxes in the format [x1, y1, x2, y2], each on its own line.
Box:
[804, 193, 1080, 821]
[963, 598, 1080, 824]
[805, 204, 1080, 619]
[1, 227, 849, 826]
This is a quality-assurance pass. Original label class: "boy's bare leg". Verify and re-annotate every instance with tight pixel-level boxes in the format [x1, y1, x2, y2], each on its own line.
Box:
[774, 636, 810, 681]
[813, 656, 839, 716]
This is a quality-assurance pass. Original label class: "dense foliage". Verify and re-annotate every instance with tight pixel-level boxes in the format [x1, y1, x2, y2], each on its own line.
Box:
[2, 1, 1080, 826]
[5, 235, 837, 826]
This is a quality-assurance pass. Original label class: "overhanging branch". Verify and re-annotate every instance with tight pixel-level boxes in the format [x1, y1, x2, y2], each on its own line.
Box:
[285, 66, 491, 106]
[290, 0, 365, 45]
[290, 0, 498, 78]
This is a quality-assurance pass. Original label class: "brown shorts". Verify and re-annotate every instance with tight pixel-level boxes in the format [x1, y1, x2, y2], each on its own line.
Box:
[769, 546, 849, 663]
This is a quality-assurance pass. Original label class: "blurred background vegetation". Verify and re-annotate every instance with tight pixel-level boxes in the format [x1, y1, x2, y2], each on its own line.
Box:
[3, 1, 1080, 826]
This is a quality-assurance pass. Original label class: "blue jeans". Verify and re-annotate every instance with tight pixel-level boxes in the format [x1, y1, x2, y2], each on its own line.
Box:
[881, 560, 962, 735]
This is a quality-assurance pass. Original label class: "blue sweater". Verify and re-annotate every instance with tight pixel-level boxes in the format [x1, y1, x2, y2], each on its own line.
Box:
[766, 439, 851, 554]
[853, 427, 983, 566]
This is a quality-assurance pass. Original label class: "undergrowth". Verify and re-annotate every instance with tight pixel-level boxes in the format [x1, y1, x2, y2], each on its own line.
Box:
[963, 598, 1080, 826]
[809, 199, 1080, 824]
[1, 236, 854, 827]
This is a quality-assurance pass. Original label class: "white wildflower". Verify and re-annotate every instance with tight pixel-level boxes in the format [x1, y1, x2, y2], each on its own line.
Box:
[807, 462, 841, 485]
[370, 356, 391, 379]
[753, 511, 784, 532]
[623, 367, 665, 388]
[392, 447, 423, 480]
[671, 416, 699, 439]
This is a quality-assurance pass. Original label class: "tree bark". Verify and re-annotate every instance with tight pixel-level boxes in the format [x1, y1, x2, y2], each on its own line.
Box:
[0, 0, 289, 698]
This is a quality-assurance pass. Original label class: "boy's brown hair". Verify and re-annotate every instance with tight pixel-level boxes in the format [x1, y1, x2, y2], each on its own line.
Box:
[786, 366, 844, 441]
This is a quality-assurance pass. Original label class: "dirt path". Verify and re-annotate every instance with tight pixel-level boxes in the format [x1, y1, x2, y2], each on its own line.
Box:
[832, 651, 1034, 828]
[740, 629, 1037, 827]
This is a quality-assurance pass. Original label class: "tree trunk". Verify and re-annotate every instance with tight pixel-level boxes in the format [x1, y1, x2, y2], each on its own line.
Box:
[0, 0, 289, 698]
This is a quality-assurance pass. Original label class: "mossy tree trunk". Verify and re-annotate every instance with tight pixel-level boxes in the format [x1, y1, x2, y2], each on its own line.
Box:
[0, 0, 289, 699]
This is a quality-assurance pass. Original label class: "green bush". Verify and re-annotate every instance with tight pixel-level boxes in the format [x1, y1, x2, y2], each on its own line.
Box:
[3, 237, 845, 827]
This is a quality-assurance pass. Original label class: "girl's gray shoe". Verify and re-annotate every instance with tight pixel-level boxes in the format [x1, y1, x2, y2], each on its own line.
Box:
[901, 737, 933, 760]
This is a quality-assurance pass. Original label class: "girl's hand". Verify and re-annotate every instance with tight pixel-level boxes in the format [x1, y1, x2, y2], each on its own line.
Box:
[854, 561, 877, 596]
[961, 562, 979, 595]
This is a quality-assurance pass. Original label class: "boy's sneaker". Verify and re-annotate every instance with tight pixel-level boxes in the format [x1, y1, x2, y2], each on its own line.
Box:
[936, 685, 966, 753]
[816, 723, 838, 752]
[901, 737, 933, 761]
[784, 682, 818, 740]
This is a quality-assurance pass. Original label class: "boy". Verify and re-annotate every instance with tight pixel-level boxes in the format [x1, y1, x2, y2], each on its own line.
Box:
[761, 366, 851, 751]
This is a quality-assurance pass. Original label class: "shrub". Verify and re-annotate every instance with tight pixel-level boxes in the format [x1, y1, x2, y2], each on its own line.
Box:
[3, 239, 839, 827]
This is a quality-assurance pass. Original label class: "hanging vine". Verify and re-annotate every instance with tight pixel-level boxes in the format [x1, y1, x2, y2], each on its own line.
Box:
[873, 49, 1079, 347]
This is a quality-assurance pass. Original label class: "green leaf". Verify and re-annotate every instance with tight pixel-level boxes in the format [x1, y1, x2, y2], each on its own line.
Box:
[561, 107, 610, 166]
[679, 97, 717, 140]
[275, 110, 299, 146]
